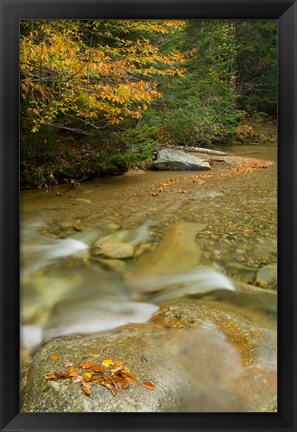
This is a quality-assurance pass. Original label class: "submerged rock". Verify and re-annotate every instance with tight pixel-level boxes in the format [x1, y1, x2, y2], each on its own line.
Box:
[136, 222, 206, 273]
[95, 222, 153, 248]
[93, 222, 153, 259]
[97, 258, 128, 272]
[94, 241, 134, 259]
[153, 148, 211, 171]
[256, 264, 277, 289]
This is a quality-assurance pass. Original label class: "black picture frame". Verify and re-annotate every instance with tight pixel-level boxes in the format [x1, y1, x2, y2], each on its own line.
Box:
[0, 0, 296, 431]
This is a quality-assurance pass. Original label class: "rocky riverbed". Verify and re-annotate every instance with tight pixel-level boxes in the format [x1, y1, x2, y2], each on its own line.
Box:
[20, 145, 277, 412]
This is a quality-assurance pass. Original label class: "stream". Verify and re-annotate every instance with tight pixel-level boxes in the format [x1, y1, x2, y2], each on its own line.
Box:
[21, 146, 276, 345]
[20, 144, 278, 412]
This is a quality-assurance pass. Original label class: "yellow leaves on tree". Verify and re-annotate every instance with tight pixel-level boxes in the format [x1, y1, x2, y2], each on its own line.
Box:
[20, 20, 186, 132]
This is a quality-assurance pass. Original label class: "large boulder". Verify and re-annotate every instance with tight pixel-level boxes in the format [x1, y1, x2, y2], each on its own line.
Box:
[153, 148, 211, 171]
[21, 297, 276, 413]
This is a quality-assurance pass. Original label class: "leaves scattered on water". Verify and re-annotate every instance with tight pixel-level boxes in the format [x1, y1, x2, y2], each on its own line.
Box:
[45, 358, 155, 397]
[151, 157, 273, 196]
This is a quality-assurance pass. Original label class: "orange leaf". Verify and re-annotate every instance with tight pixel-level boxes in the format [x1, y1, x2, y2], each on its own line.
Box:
[69, 367, 79, 378]
[80, 362, 95, 369]
[51, 353, 60, 360]
[59, 370, 71, 379]
[101, 379, 117, 396]
[90, 365, 105, 373]
[119, 371, 137, 383]
[112, 375, 129, 390]
[82, 384, 92, 395]
[142, 381, 155, 390]
[45, 372, 58, 380]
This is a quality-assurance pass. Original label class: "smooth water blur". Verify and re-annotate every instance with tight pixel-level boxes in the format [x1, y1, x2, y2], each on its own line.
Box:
[20, 144, 277, 349]
[20, 220, 235, 348]
[125, 267, 235, 300]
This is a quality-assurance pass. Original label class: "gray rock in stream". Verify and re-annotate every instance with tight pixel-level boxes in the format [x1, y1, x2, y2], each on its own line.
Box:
[153, 148, 211, 171]
[22, 297, 276, 413]
[256, 264, 277, 289]
[93, 222, 153, 259]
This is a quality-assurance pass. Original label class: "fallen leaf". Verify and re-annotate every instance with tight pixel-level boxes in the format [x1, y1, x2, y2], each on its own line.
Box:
[114, 359, 124, 368]
[82, 372, 93, 382]
[111, 366, 122, 373]
[122, 365, 132, 373]
[64, 361, 73, 368]
[102, 359, 114, 367]
[72, 375, 83, 384]
[101, 378, 117, 396]
[45, 370, 70, 380]
[80, 362, 95, 369]
[51, 353, 60, 361]
[45, 373, 58, 380]
[119, 371, 137, 383]
[82, 384, 92, 395]
[92, 376, 104, 384]
[112, 375, 129, 390]
[69, 367, 79, 378]
[59, 370, 71, 379]
[142, 381, 155, 390]
[90, 365, 105, 373]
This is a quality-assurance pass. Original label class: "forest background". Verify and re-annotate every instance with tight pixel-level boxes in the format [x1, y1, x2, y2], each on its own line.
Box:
[20, 19, 277, 188]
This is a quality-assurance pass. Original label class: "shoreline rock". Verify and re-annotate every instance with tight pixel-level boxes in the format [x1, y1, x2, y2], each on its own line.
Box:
[153, 148, 211, 171]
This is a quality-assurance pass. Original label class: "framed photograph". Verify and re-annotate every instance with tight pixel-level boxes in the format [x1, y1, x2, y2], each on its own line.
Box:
[1, 0, 296, 431]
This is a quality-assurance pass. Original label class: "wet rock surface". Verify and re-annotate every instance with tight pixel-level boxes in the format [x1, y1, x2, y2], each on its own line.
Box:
[22, 292, 276, 413]
[136, 221, 205, 273]
[152, 297, 277, 368]
[256, 264, 277, 289]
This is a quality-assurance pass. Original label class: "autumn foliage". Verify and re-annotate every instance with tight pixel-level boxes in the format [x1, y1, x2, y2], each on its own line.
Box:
[20, 20, 185, 132]
[45, 357, 155, 396]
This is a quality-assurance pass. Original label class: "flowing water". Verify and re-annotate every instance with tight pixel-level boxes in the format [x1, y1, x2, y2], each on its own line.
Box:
[20, 144, 277, 350]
